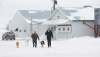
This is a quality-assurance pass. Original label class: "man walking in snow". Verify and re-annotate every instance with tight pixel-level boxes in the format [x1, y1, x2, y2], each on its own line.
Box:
[45, 29, 53, 48]
[31, 32, 39, 48]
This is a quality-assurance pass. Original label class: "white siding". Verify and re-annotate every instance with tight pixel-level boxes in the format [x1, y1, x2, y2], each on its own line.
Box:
[8, 12, 29, 37]
[54, 21, 94, 39]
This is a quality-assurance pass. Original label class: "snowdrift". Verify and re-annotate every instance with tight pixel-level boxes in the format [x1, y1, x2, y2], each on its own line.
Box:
[0, 36, 100, 57]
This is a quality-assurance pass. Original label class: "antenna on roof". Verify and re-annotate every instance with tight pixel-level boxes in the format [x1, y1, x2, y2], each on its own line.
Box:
[53, 0, 57, 10]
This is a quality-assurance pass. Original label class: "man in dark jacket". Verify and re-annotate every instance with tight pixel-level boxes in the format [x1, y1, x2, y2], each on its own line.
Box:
[45, 29, 53, 47]
[31, 32, 39, 48]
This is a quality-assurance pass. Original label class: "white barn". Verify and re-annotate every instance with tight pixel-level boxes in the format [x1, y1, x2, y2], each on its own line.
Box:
[8, 7, 95, 39]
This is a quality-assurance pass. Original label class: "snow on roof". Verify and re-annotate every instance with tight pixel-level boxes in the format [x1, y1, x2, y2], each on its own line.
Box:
[18, 8, 76, 19]
[18, 7, 94, 21]
[18, 9, 72, 25]
[19, 10, 50, 19]
[17, 7, 94, 25]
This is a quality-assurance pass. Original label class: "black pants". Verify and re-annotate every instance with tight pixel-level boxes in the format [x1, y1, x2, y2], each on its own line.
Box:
[32, 40, 37, 48]
[47, 38, 51, 47]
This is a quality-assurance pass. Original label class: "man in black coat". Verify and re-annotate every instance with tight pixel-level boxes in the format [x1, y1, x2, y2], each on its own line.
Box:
[31, 32, 39, 48]
[45, 29, 53, 47]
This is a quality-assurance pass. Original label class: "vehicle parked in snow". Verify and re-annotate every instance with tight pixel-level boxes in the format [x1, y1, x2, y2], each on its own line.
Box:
[2, 31, 15, 40]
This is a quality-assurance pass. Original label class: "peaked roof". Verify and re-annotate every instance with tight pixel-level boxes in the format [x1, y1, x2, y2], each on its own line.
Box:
[19, 10, 50, 19]
[17, 7, 94, 25]
[18, 8, 78, 20]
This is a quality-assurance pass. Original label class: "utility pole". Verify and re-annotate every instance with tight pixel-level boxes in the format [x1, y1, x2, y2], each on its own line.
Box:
[29, 10, 34, 34]
[30, 16, 32, 34]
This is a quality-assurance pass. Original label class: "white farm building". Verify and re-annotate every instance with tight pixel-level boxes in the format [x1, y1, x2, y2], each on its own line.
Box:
[7, 6, 97, 39]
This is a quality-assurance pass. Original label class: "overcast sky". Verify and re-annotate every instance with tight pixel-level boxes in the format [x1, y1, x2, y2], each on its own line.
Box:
[0, 0, 100, 28]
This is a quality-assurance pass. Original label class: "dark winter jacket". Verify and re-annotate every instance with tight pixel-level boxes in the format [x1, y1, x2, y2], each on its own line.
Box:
[45, 30, 53, 39]
[31, 33, 39, 41]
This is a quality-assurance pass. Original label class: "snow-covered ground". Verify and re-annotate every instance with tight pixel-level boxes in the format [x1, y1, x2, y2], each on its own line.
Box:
[0, 36, 100, 57]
